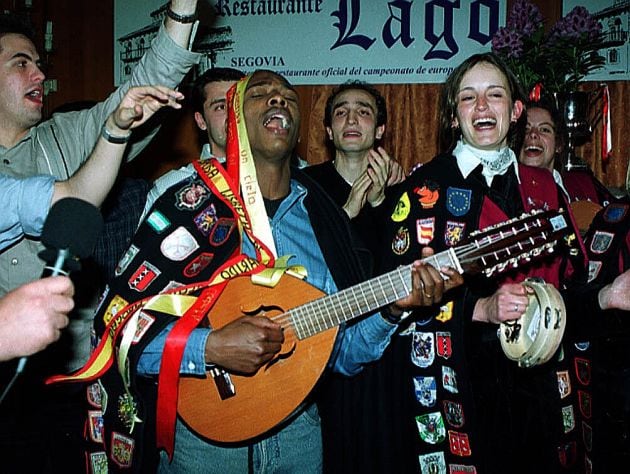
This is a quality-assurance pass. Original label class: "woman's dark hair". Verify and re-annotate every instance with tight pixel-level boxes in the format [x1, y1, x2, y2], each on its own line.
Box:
[524, 96, 566, 170]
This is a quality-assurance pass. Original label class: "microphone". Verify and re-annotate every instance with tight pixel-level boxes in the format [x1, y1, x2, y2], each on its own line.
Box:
[1, 198, 103, 404]
[39, 197, 104, 277]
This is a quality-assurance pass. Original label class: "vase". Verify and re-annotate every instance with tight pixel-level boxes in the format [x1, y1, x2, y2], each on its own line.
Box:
[552, 91, 597, 171]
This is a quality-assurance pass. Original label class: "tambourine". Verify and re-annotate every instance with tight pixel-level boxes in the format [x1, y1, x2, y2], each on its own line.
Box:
[499, 278, 566, 368]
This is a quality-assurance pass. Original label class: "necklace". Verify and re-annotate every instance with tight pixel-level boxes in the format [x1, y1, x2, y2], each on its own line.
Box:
[454, 140, 516, 182]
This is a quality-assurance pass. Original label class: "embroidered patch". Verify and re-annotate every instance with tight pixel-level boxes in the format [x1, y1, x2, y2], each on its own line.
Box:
[578, 390, 592, 419]
[110, 432, 134, 468]
[446, 187, 471, 217]
[444, 221, 466, 247]
[115, 245, 139, 277]
[450, 464, 477, 473]
[436, 332, 452, 359]
[443, 400, 465, 428]
[161, 226, 200, 261]
[448, 430, 472, 457]
[602, 202, 628, 223]
[557, 441, 577, 468]
[436, 301, 454, 323]
[574, 357, 591, 386]
[103, 295, 129, 325]
[88, 410, 104, 444]
[418, 451, 446, 474]
[415, 412, 446, 445]
[582, 421, 593, 452]
[391, 192, 411, 222]
[411, 332, 435, 368]
[194, 203, 218, 236]
[128, 261, 161, 292]
[89, 452, 108, 474]
[562, 405, 576, 433]
[587, 261, 602, 283]
[442, 366, 458, 394]
[175, 180, 209, 211]
[87, 382, 103, 408]
[414, 181, 440, 209]
[416, 217, 435, 245]
[589, 231, 614, 254]
[392, 226, 411, 256]
[413, 376, 437, 407]
[209, 218, 236, 246]
[146, 210, 171, 234]
[183, 252, 214, 278]
[557, 370, 571, 398]
[132, 312, 155, 344]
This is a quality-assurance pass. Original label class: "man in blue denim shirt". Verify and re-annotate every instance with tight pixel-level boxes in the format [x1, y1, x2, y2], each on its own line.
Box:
[82, 70, 462, 472]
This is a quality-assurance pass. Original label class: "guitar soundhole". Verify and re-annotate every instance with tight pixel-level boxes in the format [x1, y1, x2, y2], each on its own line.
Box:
[265, 342, 296, 371]
[241, 303, 285, 317]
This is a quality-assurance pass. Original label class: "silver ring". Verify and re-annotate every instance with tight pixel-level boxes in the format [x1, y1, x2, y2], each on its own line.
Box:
[514, 303, 519, 312]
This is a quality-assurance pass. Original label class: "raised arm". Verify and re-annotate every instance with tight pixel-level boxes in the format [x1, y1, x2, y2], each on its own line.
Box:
[164, 0, 200, 47]
[53, 86, 183, 206]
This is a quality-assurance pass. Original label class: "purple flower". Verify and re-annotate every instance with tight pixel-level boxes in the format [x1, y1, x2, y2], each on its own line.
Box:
[508, 0, 543, 35]
[492, 27, 524, 59]
[490, 0, 604, 94]
[548, 6, 602, 42]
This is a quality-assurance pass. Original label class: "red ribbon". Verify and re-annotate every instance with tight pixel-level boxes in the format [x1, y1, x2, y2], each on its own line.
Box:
[602, 84, 612, 163]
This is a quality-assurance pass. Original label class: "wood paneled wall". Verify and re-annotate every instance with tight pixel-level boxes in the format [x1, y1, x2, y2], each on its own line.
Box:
[3, 0, 628, 189]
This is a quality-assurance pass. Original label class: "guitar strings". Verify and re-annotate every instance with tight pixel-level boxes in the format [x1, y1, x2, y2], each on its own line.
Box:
[260, 212, 555, 337]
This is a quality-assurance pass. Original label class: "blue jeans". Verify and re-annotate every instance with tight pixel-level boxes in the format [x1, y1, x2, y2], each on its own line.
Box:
[159, 402, 323, 473]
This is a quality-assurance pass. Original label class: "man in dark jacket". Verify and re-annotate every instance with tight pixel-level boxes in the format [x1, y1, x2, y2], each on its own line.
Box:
[55, 70, 463, 472]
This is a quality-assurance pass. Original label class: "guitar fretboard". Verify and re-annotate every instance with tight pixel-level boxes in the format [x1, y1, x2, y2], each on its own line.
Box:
[287, 249, 461, 339]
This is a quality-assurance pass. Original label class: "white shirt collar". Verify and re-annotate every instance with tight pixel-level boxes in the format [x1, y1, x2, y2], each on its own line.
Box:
[453, 140, 521, 186]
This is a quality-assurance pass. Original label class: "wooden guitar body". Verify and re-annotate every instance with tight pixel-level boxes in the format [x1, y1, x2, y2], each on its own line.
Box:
[176, 208, 572, 443]
[177, 274, 336, 443]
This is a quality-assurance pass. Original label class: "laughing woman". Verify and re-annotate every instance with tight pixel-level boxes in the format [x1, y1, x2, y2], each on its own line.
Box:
[374, 52, 590, 473]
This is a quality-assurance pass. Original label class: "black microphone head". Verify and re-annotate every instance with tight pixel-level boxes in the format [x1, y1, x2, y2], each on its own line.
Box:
[41, 197, 104, 258]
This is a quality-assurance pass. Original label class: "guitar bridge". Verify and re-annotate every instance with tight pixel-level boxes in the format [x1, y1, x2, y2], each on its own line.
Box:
[209, 367, 236, 400]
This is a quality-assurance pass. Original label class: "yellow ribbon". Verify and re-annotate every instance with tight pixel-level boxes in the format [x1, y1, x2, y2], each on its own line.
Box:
[233, 77, 277, 261]
[251, 255, 307, 288]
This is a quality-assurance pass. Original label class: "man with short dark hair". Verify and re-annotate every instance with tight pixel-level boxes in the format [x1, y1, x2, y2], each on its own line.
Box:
[0, 2, 201, 470]
[68, 69, 463, 472]
[141, 68, 244, 223]
[191, 67, 246, 160]
[0, 1, 200, 294]
[306, 80, 404, 219]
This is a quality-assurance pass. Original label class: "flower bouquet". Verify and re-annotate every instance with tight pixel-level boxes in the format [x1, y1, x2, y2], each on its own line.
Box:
[491, 0, 605, 96]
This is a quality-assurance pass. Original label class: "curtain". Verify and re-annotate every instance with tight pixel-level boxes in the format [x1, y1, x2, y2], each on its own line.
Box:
[296, 81, 629, 192]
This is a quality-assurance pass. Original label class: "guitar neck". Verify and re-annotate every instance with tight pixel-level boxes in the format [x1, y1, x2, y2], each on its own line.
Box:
[288, 248, 461, 340]
[285, 208, 569, 340]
